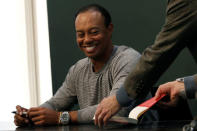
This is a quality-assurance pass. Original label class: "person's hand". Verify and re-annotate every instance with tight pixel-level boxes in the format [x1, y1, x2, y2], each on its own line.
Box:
[14, 105, 29, 126]
[28, 107, 59, 126]
[94, 95, 121, 127]
[155, 80, 185, 107]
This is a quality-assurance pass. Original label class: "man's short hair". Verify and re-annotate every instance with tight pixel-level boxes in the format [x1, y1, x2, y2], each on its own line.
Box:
[74, 4, 112, 27]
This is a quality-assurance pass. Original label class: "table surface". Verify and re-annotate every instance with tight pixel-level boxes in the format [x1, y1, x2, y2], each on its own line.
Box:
[0, 120, 191, 131]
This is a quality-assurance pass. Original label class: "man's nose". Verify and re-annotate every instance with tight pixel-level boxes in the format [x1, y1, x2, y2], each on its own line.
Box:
[84, 35, 93, 44]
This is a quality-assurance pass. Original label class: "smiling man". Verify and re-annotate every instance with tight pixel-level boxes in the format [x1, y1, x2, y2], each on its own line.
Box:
[14, 4, 145, 126]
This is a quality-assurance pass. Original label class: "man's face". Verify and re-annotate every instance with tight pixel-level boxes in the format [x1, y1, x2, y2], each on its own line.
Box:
[75, 11, 113, 60]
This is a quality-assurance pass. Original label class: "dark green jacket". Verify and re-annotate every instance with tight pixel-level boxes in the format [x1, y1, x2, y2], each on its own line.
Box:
[117, 0, 197, 106]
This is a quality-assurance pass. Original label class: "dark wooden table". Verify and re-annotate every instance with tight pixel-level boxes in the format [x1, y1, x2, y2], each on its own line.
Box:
[0, 120, 191, 131]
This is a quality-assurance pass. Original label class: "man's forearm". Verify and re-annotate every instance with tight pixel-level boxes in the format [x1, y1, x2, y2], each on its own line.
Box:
[77, 105, 97, 123]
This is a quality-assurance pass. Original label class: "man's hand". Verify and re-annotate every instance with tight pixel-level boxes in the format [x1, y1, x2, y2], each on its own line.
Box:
[155, 80, 185, 107]
[94, 95, 121, 127]
[28, 107, 59, 126]
[14, 105, 29, 126]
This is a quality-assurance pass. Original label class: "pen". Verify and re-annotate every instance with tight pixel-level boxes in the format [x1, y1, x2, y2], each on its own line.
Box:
[12, 111, 34, 125]
[12, 111, 28, 117]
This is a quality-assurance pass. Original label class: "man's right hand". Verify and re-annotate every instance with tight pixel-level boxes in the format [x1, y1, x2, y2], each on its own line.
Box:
[14, 105, 29, 126]
[155, 80, 185, 107]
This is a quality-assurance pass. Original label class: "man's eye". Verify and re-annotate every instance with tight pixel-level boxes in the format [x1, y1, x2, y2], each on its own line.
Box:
[91, 31, 99, 35]
[77, 33, 84, 38]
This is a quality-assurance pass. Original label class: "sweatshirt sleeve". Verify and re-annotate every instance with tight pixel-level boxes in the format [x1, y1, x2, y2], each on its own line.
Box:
[184, 74, 197, 99]
[116, 86, 133, 107]
[40, 65, 77, 111]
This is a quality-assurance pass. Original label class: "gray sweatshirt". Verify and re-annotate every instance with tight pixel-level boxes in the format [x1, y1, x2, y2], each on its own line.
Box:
[41, 45, 141, 123]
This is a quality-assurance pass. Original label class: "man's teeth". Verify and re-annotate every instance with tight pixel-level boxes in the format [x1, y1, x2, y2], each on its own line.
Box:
[85, 45, 96, 51]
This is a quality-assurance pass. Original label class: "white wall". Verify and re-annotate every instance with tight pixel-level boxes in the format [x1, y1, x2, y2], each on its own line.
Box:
[0, 0, 30, 122]
[33, 0, 53, 104]
[0, 0, 52, 122]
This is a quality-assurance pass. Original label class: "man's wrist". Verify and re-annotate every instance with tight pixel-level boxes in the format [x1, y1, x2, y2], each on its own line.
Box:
[176, 78, 186, 98]
[69, 111, 78, 123]
[58, 112, 62, 125]
[176, 78, 184, 83]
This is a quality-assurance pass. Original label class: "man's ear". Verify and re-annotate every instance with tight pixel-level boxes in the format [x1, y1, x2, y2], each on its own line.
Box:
[108, 23, 114, 32]
[107, 23, 114, 38]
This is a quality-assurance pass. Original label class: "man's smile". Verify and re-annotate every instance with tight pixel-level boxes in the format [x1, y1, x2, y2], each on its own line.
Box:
[81, 43, 98, 52]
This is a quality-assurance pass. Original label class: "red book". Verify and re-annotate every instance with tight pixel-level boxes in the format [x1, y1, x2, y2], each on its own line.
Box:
[93, 94, 166, 125]
[129, 94, 166, 120]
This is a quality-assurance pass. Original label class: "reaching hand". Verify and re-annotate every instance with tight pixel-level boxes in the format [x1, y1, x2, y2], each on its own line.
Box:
[28, 107, 59, 126]
[14, 105, 29, 126]
[94, 95, 121, 127]
[155, 80, 185, 107]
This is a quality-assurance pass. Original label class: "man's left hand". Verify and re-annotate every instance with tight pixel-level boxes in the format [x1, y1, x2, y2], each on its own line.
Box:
[94, 95, 121, 127]
[28, 107, 59, 126]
